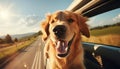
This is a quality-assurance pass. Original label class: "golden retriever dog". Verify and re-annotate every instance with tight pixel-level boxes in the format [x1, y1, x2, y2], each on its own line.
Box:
[41, 11, 90, 69]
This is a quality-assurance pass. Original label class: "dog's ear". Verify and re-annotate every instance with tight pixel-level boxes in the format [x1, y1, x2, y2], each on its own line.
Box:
[77, 14, 90, 38]
[41, 15, 51, 41]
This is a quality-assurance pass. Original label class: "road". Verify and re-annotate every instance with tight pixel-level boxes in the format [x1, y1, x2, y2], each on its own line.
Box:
[2, 37, 45, 69]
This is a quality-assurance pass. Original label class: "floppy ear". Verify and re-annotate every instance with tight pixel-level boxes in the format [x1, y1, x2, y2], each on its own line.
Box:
[77, 14, 90, 38]
[41, 15, 51, 41]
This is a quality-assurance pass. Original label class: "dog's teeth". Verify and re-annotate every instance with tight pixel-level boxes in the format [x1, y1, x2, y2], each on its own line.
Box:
[58, 41, 60, 44]
[56, 41, 60, 48]
[65, 47, 68, 51]
[62, 42, 64, 46]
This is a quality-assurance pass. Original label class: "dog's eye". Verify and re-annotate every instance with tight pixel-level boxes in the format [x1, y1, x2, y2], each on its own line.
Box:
[51, 20, 55, 23]
[67, 18, 74, 23]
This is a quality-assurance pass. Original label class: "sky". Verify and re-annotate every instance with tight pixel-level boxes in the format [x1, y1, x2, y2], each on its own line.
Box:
[87, 8, 120, 28]
[0, 0, 120, 36]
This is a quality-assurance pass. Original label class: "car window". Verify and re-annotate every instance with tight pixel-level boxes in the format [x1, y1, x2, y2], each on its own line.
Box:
[82, 8, 120, 47]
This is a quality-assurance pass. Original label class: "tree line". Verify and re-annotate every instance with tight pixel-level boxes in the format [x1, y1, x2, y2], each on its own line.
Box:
[90, 22, 120, 30]
[0, 34, 18, 44]
[0, 31, 42, 44]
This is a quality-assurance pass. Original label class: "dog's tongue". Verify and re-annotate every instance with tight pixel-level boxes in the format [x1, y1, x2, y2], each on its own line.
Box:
[56, 40, 68, 54]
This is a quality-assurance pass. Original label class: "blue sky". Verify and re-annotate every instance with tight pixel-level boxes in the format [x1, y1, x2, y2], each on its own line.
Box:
[0, 0, 120, 36]
[87, 8, 120, 28]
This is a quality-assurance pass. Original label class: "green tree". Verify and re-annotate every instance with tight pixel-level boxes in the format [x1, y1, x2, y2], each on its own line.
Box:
[38, 31, 42, 35]
[14, 38, 18, 42]
[0, 38, 4, 44]
[5, 34, 13, 43]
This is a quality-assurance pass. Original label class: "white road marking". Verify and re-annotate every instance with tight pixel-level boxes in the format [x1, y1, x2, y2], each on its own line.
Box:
[38, 52, 41, 69]
[31, 51, 38, 69]
[35, 52, 39, 69]
[31, 45, 42, 69]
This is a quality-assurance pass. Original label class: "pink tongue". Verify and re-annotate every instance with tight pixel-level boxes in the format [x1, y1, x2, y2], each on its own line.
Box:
[56, 41, 67, 54]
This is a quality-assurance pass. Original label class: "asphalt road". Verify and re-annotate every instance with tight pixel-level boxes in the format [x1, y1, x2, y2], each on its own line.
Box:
[3, 37, 45, 69]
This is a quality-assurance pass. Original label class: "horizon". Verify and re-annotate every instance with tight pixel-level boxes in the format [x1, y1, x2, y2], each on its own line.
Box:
[0, 0, 120, 36]
[0, 32, 36, 37]
[1, 21, 119, 37]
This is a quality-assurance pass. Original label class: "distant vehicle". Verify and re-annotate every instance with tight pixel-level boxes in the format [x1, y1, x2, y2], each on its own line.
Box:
[67, 0, 120, 69]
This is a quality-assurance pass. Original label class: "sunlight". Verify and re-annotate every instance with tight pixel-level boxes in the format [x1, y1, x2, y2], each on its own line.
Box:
[0, 8, 11, 20]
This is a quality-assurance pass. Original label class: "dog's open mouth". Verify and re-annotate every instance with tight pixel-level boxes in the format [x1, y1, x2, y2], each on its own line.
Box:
[56, 35, 75, 58]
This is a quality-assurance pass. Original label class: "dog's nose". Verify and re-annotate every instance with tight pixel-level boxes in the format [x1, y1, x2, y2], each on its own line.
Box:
[53, 25, 66, 38]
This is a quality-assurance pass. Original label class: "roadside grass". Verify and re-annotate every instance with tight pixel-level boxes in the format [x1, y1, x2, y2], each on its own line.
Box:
[82, 25, 120, 47]
[82, 34, 120, 46]
[0, 37, 37, 60]
[90, 26, 120, 36]
[0, 44, 13, 48]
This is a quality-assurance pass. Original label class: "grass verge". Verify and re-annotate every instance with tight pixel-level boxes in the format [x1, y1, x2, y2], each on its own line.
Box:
[0, 37, 37, 60]
[90, 26, 120, 36]
[82, 34, 120, 47]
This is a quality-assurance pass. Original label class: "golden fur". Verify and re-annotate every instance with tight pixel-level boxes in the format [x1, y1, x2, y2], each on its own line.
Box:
[41, 11, 90, 69]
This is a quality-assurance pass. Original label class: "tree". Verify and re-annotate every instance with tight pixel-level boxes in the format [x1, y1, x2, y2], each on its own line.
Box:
[38, 31, 42, 35]
[14, 38, 18, 42]
[0, 38, 4, 44]
[5, 34, 13, 43]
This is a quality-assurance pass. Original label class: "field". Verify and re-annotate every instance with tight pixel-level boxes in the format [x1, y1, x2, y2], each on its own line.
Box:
[82, 25, 120, 47]
[0, 37, 37, 60]
[90, 26, 120, 36]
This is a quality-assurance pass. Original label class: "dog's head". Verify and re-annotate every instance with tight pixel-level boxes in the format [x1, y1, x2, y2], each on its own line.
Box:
[41, 11, 90, 58]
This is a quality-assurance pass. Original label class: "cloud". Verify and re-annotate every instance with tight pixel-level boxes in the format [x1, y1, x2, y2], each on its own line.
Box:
[113, 13, 120, 23]
[87, 17, 96, 24]
[87, 17, 97, 28]
[19, 15, 41, 27]
[87, 14, 119, 28]
[15, 15, 42, 34]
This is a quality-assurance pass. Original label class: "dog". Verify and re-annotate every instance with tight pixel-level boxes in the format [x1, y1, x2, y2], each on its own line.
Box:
[41, 11, 90, 69]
